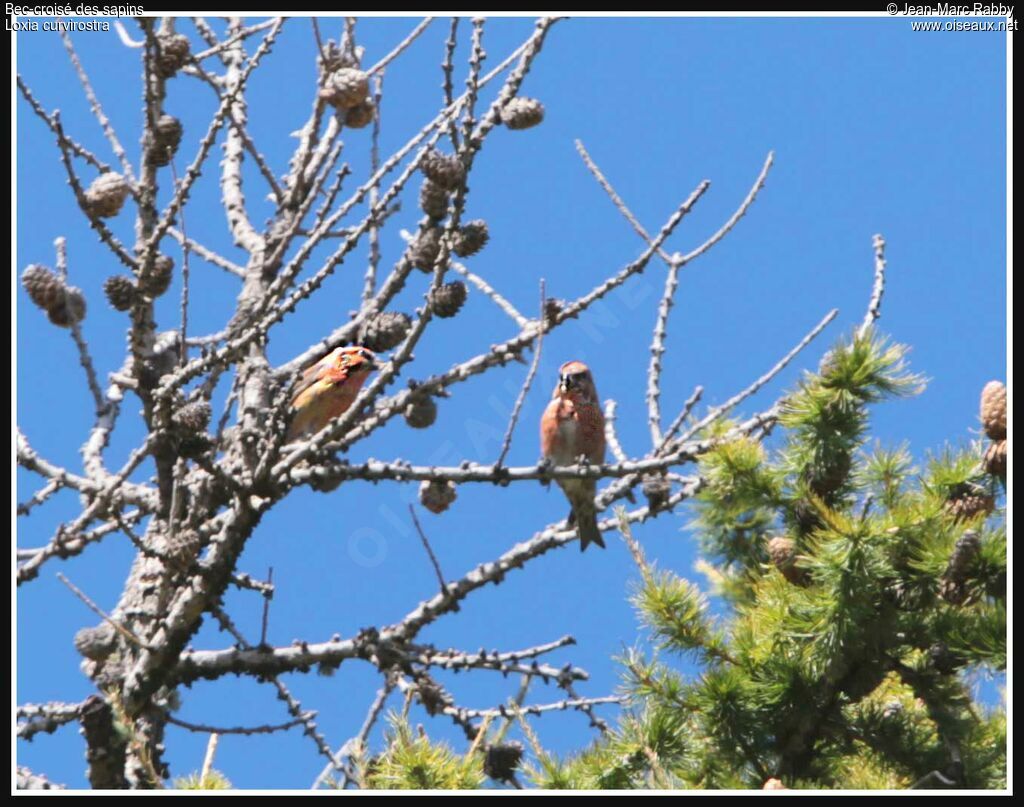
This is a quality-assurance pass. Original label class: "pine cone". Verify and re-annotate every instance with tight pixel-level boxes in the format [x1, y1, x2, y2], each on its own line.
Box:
[408, 227, 442, 272]
[642, 475, 671, 512]
[47, 287, 87, 328]
[404, 394, 437, 429]
[360, 311, 411, 352]
[805, 451, 852, 499]
[938, 529, 983, 606]
[980, 381, 1006, 440]
[483, 742, 524, 783]
[83, 172, 130, 219]
[22, 265, 65, 311]
[141, 255, 174, 297]
[343, 99, 375, 129]
[176, 432, 213, 460]
[103, 275, 137, 311]
[419, 479, 457, 514]
[944, 529, 982, 582]
[173, 400, 212, 434]
[429, 281, 467, 318]
[543, 297, 563, 327]
[415, 678, 449, 716]
[73, 623, 117, 662]
[984, 439, 1007, 481]
[320, 67, 369, 110]
[767, 535, 807, 585]
[156, 32, 191, 78]
[420, 148, 465, 190]
[938, 577, 967, 606]
[791, 498, 824, 535]
[147, 114, 183, 166]
[165, 529, 203, 567]
[501, 97, 545, 130]
[309, 468, 343, 493]
[419, 179, 450, 220]
[928, 643, 964, 675]
[944, 493, 995, 522]
[452, 220, 489, 257]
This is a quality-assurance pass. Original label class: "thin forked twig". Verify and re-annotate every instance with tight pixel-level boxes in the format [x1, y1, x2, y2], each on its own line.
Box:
[312, 680, 394, 789]
[673, 309, 839, 449]
[409, 505, 447, 594]
[55, 573, 149, 650]
[366, 17, 435, 76]
[54, 237, 105, 413]
[495, 280, 547, 468]
[59, 28, 136, 182]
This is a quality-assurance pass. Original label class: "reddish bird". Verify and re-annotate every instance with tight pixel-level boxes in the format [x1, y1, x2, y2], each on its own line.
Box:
[286, 346, 378, 442]
[540, 360, 607, 551]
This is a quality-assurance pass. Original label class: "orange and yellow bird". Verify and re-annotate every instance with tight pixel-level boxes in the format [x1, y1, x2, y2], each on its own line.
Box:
[286, 346, 378, 442]
[540, 360, 607, 551]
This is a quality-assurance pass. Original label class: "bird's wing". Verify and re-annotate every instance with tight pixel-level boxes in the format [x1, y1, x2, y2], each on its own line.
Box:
[290, 352, 341, 405]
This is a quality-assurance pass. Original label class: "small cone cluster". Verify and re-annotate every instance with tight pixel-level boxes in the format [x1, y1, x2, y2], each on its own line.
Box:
[141, 255, 174, 298]
[83, 172, 130, 219]
[421, 149, 465, 190]
[156, 32, 191, 78]
[500, 97, 545, 130]
[165, 529, 203, 568]
[483, 742, 525, 784]
[452, 220, 489, 258]
[980, 381, 1006, 482]
[939, 530, 982, 606]
[320, 67, 369, 110]
[543, 298, 563, 327]
[360, 311, 411, 352]
[404, 394, 437, 429]
[103, 275, 137, 311]
[419, 179, 450, 220]
[642, 475, 671, 512]
[409, 227, 442, 272]
[173, 400, 212, 434]
[419, 479, 457, 514]
[767, 535, 807, 586]
[73, 623, 117, 662]
[22, 265, 86, 328]
[944, 484, 995, 522]
[147, 114, 183, 166]
[429, 281, 467, 318]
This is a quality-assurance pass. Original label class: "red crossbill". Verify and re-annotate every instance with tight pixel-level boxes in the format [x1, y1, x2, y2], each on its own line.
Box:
[540, 360, 607, 551]
[286, 346, 378, 442]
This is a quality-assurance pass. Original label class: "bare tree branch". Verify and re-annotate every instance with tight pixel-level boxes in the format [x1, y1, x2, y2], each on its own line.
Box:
[861, 233, 887, 337]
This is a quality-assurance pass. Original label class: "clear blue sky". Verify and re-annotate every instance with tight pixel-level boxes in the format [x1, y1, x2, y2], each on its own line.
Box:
[16, 16, 1007, 789]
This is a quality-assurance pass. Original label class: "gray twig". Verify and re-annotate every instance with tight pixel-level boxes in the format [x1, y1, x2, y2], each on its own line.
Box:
[860, 233, 887, 337]
[409, 506, 447, 595]
[495, 281, 547, 468]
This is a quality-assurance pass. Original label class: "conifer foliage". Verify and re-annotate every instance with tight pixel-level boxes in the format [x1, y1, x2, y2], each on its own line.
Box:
[524, 331, 1006, 790]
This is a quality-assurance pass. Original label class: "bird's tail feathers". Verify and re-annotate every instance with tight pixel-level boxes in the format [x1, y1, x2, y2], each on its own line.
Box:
[573, 506, 605, 552]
